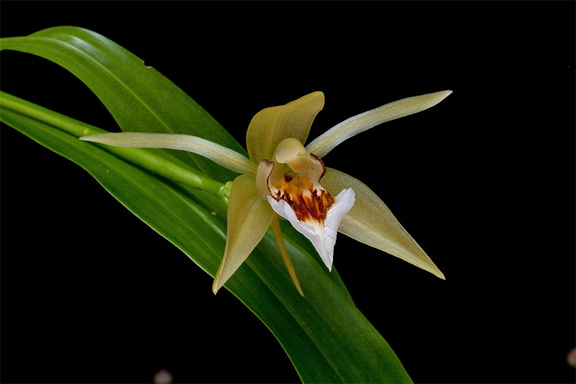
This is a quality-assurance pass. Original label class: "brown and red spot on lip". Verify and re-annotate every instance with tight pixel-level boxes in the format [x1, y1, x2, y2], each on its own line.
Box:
[263, 138, 356, 272]
[272, 176, 335, 224]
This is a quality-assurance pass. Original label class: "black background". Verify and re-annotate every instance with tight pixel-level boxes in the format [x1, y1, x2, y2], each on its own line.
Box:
[1, 1, 574, 383]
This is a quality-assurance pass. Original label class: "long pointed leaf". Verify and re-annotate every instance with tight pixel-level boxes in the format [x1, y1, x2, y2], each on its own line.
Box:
[1, 26, 244, 182]
[0, 27, 412, 383]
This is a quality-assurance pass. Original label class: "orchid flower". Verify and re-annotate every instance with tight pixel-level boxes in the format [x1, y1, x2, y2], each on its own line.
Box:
[81, 90, 451, 295]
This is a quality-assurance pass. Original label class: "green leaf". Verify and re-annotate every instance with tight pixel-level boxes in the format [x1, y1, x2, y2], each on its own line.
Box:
[0, 27, 412, 383]
[1, 26, 244, 182]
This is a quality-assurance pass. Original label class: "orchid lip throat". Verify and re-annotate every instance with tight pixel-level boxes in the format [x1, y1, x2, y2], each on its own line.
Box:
[264, 138, 335, 225]
[271, 175, 335, 225]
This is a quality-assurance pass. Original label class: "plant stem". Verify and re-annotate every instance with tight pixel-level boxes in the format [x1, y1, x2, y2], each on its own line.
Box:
[0, 91, 230, 202]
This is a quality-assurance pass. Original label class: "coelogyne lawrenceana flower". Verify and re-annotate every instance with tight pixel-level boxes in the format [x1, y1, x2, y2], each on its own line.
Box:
[81, 90, 451, 295]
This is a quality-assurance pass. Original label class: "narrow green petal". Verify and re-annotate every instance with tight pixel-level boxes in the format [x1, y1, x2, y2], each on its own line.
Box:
[306, 90, 452, 158]
[246, 92, 324, 163]
[213, 174, 275, 293]
[322, 168, 445, 279]
[81, 132, 256, 175]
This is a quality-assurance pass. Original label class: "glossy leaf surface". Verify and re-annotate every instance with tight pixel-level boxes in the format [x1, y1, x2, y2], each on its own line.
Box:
[0, 27, 412, 383]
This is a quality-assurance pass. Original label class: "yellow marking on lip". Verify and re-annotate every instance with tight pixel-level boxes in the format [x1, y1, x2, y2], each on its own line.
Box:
[272, 176, 335, 224]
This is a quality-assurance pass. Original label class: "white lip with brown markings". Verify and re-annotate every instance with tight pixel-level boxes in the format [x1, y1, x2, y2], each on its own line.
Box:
[259, 137, 356, 270]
